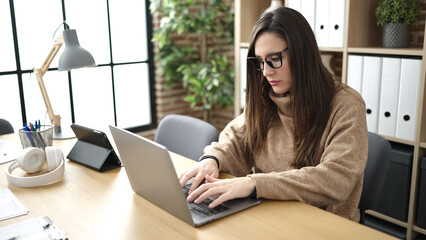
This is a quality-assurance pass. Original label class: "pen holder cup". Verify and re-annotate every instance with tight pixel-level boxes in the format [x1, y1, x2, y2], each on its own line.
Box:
[18, 125, 54, 150]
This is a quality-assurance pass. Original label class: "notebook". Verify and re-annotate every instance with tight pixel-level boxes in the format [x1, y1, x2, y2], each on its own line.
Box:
[109, 125, 260, 227]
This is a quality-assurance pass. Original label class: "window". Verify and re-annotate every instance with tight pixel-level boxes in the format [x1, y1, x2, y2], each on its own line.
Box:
[0, 0, 156, 133]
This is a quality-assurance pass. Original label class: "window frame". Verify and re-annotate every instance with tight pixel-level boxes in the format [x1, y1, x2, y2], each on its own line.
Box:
[1, 0, 156, 133]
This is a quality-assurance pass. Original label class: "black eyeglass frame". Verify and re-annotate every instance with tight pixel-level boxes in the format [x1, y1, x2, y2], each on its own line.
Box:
[247, 47, 289, 71]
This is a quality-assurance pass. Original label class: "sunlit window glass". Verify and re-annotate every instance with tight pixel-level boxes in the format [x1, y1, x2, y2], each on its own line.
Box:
[14, 0, 62, 70]
[0, 1, 154, 131]
[0, 1, 16, 72]
[72, 67, 114, 128]
[22, 71, 71, 127]
[65, 0, 110, 65]
[114, 64, 151, 128]
[0, 75, 22, 131]
[109, 0, 148, 63]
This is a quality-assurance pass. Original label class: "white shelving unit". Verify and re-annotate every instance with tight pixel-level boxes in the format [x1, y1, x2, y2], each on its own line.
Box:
[234, 0, 426, 239]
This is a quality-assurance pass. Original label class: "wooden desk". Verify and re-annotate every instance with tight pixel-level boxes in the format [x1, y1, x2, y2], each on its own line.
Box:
[0, 133, 397, 240]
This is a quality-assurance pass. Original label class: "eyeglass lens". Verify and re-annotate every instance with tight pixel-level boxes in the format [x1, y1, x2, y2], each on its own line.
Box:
[263, 54, 282, 70]
[248, 48, 287, 71]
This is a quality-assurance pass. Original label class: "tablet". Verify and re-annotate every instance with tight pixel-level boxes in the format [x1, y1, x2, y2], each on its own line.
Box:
[67, 124, 121, 172]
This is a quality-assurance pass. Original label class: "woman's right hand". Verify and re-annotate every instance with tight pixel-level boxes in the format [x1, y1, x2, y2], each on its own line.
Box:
[178, 158, 219, 194]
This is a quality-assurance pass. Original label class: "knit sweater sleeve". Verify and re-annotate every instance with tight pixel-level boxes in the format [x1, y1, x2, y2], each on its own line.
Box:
[249, 90, 368, 207]
[202, 113, 253, 176]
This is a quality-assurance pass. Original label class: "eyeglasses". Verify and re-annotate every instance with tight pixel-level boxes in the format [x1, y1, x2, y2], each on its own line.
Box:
[247, 47, 289, 71]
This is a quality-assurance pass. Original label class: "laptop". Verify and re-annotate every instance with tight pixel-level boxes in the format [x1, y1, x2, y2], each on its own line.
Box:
[109, 125, 261, 227]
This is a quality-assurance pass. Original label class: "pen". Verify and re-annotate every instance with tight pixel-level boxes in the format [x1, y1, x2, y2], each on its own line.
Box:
[24, 123, 31, 131]
[23, 123, 36, 147]
[32, 123, 46, 148]
[35, 120, 46, 148]
[6, 234, 19, 240]
[24, 122, 45, 148]
[30, 123, 35, 131]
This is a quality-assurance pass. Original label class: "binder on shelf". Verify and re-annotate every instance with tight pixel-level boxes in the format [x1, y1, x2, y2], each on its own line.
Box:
[416, 157, 426, 228]
[300, 0, 316, 33]
[396, 58, 421, 141]
[378, 57, 401, 137]
[287, 0, 301, 11]
[373, 143, 413, 222]
[289, 0, 344, 47]
[361, 56, 382, 133]
[346, 55, 363, 94]
[327, 0, 345, 47]
[315, 0, 329, 47]
[240, 47, 248, 108]
[67, 124, 122, 172]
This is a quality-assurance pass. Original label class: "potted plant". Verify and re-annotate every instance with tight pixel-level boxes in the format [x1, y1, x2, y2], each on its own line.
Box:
[150, 0, 234, 122]
[375, 0, 420, 48]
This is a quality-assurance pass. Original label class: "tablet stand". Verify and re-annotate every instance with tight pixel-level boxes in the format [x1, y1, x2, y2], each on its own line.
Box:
[67, 140, 121, 172]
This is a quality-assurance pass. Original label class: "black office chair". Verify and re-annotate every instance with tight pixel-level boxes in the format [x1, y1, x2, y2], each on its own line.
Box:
[0, 118, 14, 135]
[154, 114, 219, 161]
[359, 132, 392, 224]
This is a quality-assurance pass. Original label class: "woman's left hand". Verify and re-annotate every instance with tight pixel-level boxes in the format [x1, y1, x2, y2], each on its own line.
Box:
[187, 175, 256, 208]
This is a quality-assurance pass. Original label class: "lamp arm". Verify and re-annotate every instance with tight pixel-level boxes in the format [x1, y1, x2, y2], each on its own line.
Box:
[33, 35, 64, 127]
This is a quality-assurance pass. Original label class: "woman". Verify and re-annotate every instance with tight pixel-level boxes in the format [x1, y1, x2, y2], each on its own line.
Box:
[179, 7, 368, 222]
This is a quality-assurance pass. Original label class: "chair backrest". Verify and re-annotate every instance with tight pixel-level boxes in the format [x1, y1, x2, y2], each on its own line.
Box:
[154, 114, 218, 161]
[359, 132, 392, 214]
[0, 118, 14, 135]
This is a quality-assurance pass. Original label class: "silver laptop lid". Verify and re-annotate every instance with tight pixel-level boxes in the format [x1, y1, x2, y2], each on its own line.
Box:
[109, 125, 194, 226]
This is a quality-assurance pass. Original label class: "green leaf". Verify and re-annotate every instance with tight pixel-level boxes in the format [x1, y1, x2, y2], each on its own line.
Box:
[152, 0, 235, 111]
[376, 0, 420, 26]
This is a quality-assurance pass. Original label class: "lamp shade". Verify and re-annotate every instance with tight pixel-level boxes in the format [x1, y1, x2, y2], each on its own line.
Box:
[58, 29, 96, 71]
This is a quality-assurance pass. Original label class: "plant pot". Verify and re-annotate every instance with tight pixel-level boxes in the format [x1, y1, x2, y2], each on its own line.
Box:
[382, 23, 410, 48]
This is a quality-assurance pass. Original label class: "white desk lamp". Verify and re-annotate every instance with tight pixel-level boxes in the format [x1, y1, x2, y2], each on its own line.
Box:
[33, 25, 96, 139]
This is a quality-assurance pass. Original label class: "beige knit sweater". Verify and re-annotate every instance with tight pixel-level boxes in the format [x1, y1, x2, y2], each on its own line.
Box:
[203, 85, 368, 222]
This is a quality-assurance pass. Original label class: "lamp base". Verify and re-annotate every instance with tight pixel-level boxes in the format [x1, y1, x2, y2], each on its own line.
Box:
[53, 125, 75, 140]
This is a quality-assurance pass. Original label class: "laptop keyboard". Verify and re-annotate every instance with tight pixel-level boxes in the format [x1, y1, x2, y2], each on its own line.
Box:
[183, 184, 230, 217]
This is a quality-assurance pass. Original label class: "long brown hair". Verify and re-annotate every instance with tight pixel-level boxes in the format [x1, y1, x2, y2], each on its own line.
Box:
[243, 7, 337, 169]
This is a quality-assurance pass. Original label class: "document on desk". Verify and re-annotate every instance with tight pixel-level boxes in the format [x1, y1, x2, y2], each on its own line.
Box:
[0, 140, 21, 164]
[0, 216, 68, 240]
[0, 188, 28, 221]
